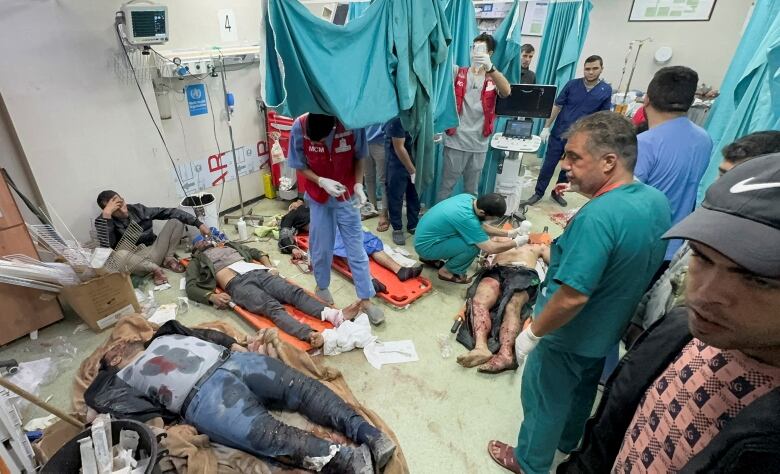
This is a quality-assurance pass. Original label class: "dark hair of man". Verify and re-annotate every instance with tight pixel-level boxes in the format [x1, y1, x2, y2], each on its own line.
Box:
[584, 55, 603, 66]
[521, 44, 535, 54]
[722, 131, 780, 164]
[473, 33, 497, 53]
[564, 111, 638, 172]
[476, 193, 507, 217]
[306, 113, 336, 142]
[97, 190, 118, 209]
[646, 66, 698, 113]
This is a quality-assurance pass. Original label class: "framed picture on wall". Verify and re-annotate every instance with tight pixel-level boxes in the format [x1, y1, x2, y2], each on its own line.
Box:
[521, 1, 549, 36]
[629, 0, 716, 22]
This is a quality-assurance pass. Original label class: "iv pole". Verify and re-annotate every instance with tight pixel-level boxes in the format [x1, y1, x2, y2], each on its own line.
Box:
[218, 55, 263, 227]
[615, 38, 652, 115]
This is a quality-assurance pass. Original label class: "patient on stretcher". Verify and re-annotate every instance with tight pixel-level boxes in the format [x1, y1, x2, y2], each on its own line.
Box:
[185, 238, 360, 348]
[280, 200, 423, 285]
[456, 239, 548, 373]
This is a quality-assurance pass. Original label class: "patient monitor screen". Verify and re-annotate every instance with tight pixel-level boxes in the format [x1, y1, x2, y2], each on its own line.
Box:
[495, 85, 557, 118]
[503, 119, 533, 139]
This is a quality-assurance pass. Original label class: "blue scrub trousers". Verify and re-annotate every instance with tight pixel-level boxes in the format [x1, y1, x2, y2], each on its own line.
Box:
[386, 157, 420, 232]
[534, 135, 569, 197]
[305, 194, 375, 300]
[515, 340, 605, 474]
[417, 238, 479, 275]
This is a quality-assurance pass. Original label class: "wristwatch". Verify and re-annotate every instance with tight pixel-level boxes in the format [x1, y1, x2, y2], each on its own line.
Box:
[487, 65, 496, 73]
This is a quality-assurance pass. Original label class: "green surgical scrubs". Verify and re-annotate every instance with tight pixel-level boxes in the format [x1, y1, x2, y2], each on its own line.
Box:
[414, 193, 488, 275]
[515, 183, 671, 474]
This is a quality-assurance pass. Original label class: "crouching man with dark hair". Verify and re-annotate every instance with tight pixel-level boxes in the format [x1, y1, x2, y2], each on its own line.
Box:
[414, 193, 529, 284]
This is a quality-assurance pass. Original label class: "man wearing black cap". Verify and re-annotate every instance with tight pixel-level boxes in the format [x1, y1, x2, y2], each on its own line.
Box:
[558, 153, 780, 473]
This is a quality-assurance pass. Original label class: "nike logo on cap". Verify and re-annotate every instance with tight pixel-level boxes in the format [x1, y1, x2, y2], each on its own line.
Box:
[729, 177, 780, 194]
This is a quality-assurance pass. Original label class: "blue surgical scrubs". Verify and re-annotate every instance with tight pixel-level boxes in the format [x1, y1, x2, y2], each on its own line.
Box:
[534, 78, 613, 197]
[287, 119, 375, 299]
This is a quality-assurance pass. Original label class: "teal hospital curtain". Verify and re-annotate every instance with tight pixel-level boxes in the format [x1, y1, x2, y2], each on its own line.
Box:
[264, 0, 450, 189]
[532, 0, 593, 159]
[422, 0, 525, 207]
[478, 0, 525, 196]
[699, 0, 780, 200]
[347, 1, 371, 22]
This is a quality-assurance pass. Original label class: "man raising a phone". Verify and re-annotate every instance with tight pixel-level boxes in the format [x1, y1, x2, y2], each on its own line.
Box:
[437, 33, 512, 202]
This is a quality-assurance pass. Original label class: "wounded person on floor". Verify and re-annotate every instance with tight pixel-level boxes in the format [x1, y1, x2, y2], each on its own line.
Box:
[456, 239, 547, 373]
[186, 237, 360, 348]
[279, 200, 423, 284]
[84, 320, 395, 474]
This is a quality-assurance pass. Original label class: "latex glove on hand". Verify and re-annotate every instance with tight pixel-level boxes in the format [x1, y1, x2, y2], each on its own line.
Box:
[318, 177, 347, 198]
[410, 173, 416, 183]
[473, 53, 493, 72]
[353, 183, 368, 206]
[515, 326, 541, 368]
[514, 234, 530, 247]
[540, 127, 551, 143]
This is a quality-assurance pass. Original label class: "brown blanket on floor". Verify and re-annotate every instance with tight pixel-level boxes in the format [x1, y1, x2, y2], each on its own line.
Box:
[71, 315, 408, 473]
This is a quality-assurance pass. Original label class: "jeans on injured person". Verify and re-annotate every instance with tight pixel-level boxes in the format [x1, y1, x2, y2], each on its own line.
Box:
[182, 352, 376, 468]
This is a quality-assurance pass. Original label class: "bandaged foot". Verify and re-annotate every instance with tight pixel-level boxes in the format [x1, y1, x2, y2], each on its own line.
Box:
[456, 347, 493, 368]
[321, 307, 346, 327]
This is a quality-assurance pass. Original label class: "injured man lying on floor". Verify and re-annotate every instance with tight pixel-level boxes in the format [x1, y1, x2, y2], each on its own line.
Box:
[84, 320, 395, 474]
[456, 239, 547, 373]
[185, 238, 360, 348]
[278, 200, 423, 287]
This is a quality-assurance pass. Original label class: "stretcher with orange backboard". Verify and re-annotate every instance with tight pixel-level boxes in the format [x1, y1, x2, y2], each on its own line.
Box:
[181, 259, 332, 352]
[294, 235, 432, 308]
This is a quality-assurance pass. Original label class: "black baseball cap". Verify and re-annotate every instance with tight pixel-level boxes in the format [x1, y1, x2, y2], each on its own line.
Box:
[663, 153, 780, 278]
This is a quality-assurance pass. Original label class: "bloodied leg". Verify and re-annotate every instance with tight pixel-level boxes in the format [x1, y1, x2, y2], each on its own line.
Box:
[456, 277, 500, 368]
[183, 352, 382, 472]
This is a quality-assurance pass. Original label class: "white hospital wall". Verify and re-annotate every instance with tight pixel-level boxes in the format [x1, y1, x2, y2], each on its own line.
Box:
[580, 0, 754, 92]
[0, 0, 266, 242]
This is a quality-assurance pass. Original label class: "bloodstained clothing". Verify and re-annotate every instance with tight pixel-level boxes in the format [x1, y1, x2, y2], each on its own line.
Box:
[118, 334, 224, 413]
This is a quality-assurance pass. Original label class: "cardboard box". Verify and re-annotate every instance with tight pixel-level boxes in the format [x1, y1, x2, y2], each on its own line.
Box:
[32, 419, 82, 466]
[59, 273, 140, 332]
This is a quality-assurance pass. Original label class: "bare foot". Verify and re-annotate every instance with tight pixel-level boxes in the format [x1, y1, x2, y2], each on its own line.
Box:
[309, 332, 324, 348]
[152, 269, 168, 285]
[162, 256, 185, 273]
[456, 347, 493, 368]
[478, 354, 518, 374]
[341, 301, 362, 321]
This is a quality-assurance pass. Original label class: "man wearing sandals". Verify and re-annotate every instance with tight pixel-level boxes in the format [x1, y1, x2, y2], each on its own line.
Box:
[488, 112, 670, 474]
[94, 190, 211, 285]
[414, 193, 528, 284]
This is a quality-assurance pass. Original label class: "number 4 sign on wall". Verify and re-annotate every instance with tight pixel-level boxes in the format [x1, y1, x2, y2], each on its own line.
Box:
[218, 9, 238, 43]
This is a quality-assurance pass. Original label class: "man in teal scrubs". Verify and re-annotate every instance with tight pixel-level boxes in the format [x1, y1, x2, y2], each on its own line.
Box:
[487, 112, 672, 474]
[415, 193, 526, 283]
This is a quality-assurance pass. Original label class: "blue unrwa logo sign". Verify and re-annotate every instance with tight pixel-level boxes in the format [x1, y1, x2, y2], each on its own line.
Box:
[186, 84, 208, 116]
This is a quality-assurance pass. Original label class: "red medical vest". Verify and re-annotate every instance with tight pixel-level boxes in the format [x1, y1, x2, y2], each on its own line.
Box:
[300, 114, 357, 204]
[446, 66, 498, 138]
